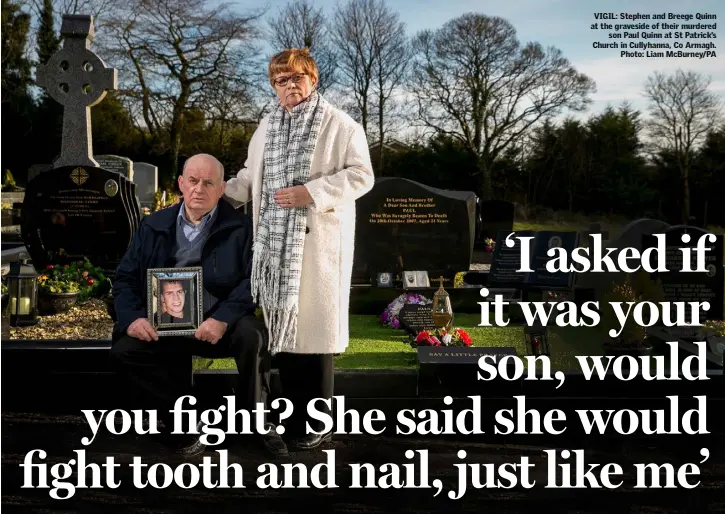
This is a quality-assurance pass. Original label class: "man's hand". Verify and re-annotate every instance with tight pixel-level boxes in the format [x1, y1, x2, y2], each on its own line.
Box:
[275, 185, 313, 208]
[195, 318, 228, 344]
[127, 318, 158, 342]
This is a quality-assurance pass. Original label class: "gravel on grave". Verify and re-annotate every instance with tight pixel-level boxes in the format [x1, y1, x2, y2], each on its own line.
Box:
[8, 298, 113, 340]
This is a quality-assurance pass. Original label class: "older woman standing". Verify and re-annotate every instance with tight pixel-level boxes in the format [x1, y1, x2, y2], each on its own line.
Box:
[225, 48, 374, 451]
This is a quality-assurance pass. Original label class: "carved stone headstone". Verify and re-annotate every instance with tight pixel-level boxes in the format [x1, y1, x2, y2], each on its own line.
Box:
[94, 155, 133, 180]
[352, 177, 477, 283]
[20, 15, 139, 273]
[643, 225, 724, 326]
[133, 162, 158, 207]
[476, 200, 514, 245]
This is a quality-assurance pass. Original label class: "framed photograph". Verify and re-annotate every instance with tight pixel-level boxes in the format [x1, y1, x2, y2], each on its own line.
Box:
[403, 270, 430, 288]
[376, 272, 394, 287]
[147, 267, 203, 337]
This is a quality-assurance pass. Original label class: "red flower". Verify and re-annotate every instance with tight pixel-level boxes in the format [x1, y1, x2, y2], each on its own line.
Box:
[454, 328, 472, 346]
[87, 278, 94, 285]
[46, 264, 54, 269]
[415, 331, 429, 343]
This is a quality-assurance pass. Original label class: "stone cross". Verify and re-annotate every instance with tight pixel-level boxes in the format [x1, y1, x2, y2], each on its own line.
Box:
[35, 15, 117, 169]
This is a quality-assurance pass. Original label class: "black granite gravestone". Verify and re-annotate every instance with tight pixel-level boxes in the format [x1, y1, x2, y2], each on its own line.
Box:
[643, 225, 725, 323]
[488, 230, 580, 290]
[352, 177, 476, 283]
[477, 200, 515, 245]
[21, 166, 136, 272]
[20, 15, 139, 274]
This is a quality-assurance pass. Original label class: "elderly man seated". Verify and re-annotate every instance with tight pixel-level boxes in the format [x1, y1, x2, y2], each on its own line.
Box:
[110, 153, 287, 457]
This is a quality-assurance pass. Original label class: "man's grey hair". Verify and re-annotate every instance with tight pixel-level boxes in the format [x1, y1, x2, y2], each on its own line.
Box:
[182, 153, 225, 182]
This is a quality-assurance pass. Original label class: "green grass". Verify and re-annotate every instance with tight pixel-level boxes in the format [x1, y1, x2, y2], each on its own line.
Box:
[195, 314, 610, 372]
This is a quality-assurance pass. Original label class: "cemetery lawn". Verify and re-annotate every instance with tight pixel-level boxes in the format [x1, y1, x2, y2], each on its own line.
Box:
[196, 314, 608, 372]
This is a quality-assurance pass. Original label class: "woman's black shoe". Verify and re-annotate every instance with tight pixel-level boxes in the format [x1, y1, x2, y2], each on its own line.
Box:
[261, 424, 289, 457]
[292, 431, 332, 451]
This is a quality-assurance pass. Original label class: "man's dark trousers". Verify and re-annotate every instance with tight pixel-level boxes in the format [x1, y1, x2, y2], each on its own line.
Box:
[110, 315, 271, 433]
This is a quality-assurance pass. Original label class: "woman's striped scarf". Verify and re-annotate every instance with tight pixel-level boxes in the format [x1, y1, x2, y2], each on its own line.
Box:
[252, 90, 327, 355]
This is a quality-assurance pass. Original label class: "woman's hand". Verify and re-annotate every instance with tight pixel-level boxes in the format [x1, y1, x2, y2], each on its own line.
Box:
[275, 185, 313, 208]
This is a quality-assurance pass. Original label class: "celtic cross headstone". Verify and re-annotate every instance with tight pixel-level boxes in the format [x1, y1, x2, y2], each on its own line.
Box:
[21, 14, 140, 274]
[36, 15, 116, 169]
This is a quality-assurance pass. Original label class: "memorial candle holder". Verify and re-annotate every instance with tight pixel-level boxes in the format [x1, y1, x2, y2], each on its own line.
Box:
[7, 259, 39, 327]
[431, 276, 453, 331]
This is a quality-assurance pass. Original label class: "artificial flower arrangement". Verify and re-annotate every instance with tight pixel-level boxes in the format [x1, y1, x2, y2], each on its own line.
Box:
[381, 293, 432, 329]
[484, 237, 496, 253]
[37, 272, 80, 294]
[453, 272, 466, 288]
[704, 320, 725, 337]
[412, 327, 472, 347]
[37, 258, 107, 300]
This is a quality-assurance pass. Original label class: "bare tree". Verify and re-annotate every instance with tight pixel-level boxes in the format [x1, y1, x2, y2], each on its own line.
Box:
[643, 69, 723, 224]
[329, 0, 375, 133]
[27, 0, 113, 31]
[411, 14, 595, 200]
[266, 0, 336, 94]
[98, 0, 264, 181]
[369, 5, 408, 172]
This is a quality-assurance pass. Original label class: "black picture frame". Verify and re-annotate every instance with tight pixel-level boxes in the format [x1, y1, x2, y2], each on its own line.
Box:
[146, 267, 203, 336]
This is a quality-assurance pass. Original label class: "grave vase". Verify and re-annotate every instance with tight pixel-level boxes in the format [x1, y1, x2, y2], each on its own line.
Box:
[38, 291, 79, 315]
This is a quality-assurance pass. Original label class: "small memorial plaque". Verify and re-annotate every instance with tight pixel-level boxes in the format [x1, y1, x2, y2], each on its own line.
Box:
[398, 303, 437, 335]
[417, 346, 517, 364]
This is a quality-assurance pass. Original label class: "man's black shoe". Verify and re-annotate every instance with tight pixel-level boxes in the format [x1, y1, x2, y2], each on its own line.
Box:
[173, 436, 207, 457]
[160, 421, 207, 457]
[261, 424, 289, 457]
[291, 431, 332, 451]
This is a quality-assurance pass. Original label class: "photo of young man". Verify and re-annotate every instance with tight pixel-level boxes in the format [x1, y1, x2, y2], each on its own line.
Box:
[158, 279, 193, 325]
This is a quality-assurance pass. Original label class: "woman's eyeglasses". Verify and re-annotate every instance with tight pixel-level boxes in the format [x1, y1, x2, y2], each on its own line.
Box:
[273, 74, 306, 87]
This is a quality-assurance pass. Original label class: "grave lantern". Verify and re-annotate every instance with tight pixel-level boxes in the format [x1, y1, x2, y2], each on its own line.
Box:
[6, 259, 39, 327]
[524, 321, 550, 357]
[432, 276, 453, 330]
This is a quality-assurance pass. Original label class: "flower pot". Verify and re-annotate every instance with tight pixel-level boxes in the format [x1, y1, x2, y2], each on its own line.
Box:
[38, 291, 79, 315]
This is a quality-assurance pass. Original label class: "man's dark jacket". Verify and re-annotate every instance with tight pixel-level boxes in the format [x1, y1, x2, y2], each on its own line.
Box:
[112, 199, 255, 341]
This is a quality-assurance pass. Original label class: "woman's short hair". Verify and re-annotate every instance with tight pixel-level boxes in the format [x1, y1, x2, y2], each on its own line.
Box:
[268, 48, 319, 87]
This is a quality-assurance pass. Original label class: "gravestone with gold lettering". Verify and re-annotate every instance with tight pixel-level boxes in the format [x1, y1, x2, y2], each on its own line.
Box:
[352, 177, 477, 283]
[20, 14, 139, 273]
